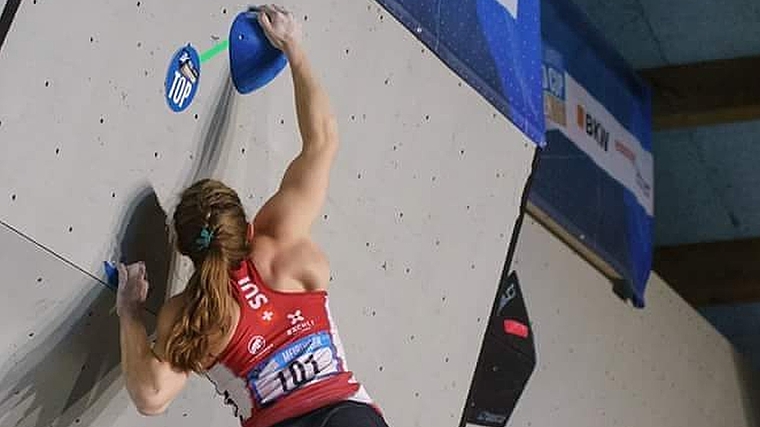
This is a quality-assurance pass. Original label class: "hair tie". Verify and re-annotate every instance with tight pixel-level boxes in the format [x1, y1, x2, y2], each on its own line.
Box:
[195, 226, 215, 251]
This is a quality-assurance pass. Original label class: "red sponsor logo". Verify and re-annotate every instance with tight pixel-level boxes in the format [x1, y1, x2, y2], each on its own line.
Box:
[503, 319, 529, 339]
[248, 335, 266, 355]
[615, 139, 636, 164]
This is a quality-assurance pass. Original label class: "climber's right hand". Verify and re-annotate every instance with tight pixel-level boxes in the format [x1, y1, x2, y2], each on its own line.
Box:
[257, 4, 302, 55]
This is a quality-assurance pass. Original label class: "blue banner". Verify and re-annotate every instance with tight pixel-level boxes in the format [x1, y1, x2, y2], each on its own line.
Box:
[530, 0, 653, 307]
[375, 0, 545, 147]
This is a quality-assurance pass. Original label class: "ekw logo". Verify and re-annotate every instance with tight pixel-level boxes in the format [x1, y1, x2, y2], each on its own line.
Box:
[577, 105, 609, 152]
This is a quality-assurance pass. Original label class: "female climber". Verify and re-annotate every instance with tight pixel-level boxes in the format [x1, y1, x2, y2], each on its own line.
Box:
[115, 5, 389, 427]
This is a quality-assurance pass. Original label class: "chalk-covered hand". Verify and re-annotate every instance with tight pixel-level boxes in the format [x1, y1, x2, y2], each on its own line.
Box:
[116, 262, 149, 317]
[257, 4, 302, 53]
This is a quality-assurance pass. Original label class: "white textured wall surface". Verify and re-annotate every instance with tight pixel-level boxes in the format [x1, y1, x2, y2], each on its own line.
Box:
[503, 217, 759, 427]
[0, 1, 534, 427]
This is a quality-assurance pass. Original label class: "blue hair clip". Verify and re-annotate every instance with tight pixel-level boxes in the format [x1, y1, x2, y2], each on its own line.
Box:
[195, 227, 214, 250]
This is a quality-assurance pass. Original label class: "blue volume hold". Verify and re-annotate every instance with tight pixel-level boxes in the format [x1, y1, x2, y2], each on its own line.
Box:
[229, 9, 288, 94]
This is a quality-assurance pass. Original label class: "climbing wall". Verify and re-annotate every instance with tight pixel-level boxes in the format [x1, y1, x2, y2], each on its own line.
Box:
[502, 217, 760, 427]
[0, 1, 535, 427]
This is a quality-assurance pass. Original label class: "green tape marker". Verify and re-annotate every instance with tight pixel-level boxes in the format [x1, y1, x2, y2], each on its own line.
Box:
[200, 39, 229, 63]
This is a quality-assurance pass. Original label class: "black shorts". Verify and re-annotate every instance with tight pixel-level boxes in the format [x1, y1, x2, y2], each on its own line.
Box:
[272, 401, 389, 427]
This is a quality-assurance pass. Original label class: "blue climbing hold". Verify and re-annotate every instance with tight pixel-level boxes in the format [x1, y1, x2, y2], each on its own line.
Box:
[229, 8, 288, 95]
[103, 261, 119, 291]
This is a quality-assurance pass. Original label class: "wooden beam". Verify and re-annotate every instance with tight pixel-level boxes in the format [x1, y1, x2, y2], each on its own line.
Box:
[654, 238, 760, 306]
[639, 56, 760, 130]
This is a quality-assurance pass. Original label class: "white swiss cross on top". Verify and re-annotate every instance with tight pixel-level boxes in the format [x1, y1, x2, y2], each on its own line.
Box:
[262, 311, 274, 322]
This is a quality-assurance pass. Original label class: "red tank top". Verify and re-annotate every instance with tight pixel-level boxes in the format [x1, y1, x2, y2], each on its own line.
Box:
[205, 259, 375, 427]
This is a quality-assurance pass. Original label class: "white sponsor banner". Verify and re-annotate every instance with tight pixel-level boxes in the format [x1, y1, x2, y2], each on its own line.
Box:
[549, 73, 653, 216]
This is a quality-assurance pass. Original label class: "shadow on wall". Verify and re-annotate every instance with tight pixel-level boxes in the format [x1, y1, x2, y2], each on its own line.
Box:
[0, 188, 170, 426]
[115, 185, 173, 313]
[0, 284, 133, 427]
[186, 74, 236, 185]
[0, 71, 237, 427]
